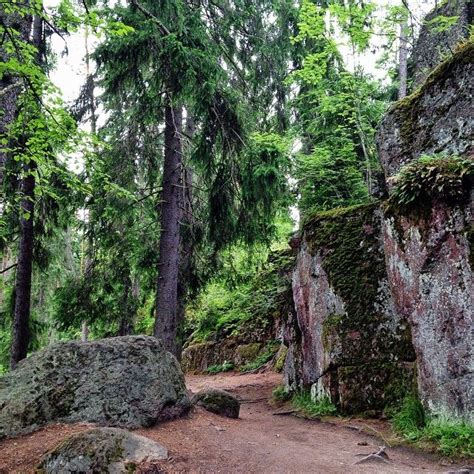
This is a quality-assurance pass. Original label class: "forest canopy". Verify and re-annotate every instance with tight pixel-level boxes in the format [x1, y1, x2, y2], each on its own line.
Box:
[0, 0, 467, 371]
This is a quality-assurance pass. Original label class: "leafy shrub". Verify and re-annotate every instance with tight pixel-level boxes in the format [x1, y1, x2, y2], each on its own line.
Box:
[186, 245, 295, 344]
[389, 155, 474, 211]
[292, 391, 337, 418]
[205, 361, 234, 374]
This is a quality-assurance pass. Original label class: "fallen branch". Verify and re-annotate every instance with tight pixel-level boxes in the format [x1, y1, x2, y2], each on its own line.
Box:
[272, 410, 297, 416]
[354, 446, 390, 465]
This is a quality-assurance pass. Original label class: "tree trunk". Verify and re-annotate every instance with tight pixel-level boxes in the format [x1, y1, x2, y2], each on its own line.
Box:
[398, 21, 409, 100]
[10, 160, 36, 368]
[118, 275, 135, 336]
[10, 14, 42, 369]
[0, 4, 32, 187]
[154, 104, 183, 357]
[175, 114, 196, 358]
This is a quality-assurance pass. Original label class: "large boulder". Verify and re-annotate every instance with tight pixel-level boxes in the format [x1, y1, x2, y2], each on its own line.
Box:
[37, 427, 167, 473]
[0, 336, 191, 438]
[191, 388, 240, 418]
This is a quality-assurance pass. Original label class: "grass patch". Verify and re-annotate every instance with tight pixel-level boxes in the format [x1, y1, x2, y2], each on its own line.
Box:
[239, 346, 277, 372]
[392, 397, 474, 458]
[272, 385, 291, 403]
[205, 361, 234, 374]
[292, 391, 337, 418]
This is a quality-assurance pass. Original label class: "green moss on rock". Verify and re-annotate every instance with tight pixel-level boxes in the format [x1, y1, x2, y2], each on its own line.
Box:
[391, 40, 474, 153]
[304, 203, 385, 327]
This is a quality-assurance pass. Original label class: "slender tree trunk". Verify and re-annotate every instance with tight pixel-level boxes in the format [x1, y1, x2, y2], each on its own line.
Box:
[175, 114, 196, 358]
[80, 21, 97, 341]
[118, 275, 135, 336]
[398, 21, 409, 100]
[10, 161, 36, 368]
[10, 15, 42, 369]
[154, 104, 183, 357]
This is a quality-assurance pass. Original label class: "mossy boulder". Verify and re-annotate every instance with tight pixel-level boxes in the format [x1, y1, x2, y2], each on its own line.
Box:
[37, 427, 167, 473]
[0, 336, 191, 438]
[191, 389, 240, 418]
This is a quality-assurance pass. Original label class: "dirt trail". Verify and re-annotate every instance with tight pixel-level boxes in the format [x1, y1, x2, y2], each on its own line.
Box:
[0, 372, 468, 473]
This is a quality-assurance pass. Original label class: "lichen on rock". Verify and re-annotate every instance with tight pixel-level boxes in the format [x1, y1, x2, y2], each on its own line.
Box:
[37, 427, 168, 473]
[0, 336, 191, 439]
[191, 388, 240, 418]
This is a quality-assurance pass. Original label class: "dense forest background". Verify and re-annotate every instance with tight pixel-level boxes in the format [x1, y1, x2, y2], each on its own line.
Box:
[0, 0, 464, 371]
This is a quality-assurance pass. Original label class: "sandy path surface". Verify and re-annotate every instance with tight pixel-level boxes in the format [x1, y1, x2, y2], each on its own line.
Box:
[0, 371, 468, 473]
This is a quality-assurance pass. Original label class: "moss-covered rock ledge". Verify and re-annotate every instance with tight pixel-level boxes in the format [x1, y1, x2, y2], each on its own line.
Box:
[377, 40, 474, 186]
[285, 203, 417, 415]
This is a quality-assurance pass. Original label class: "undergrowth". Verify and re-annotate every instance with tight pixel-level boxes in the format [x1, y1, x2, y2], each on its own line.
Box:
[205, 361, 234, 374]
[186, 246, 295, 344]
[392, 396, 474, 458]
[272, 385, 291, 402]
[239, 345, 277, 372]
[292, 391, 337, 418]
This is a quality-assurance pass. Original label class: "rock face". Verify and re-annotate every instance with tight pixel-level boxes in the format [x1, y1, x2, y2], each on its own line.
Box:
[377, 38, 474, 418]
[284, 40, 473, 418]
[0, 336, 191, 438]
[377, 41, 474, 187]
[383, 203, 473, 418]
[182, 340, 264, 374]
[38, 427, 168, 473]
[191, 388, 240, 418]
[285, 205, 416, 414]
[410, 0, 473, 89]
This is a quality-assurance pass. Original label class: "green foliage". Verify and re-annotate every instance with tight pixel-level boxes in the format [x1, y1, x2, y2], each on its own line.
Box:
[291, 0, 388, 216]
[239, 344, 278, 373]
[206, 361, 234, 375]
[186, 240, 295, 345]
[392, 396, 426, 437]
[424, 15, 460, 34]
[292, 392, 337, 418]
[389, 155, 474, 212]
[422, 418, 474, 458]
[392, 397, 474, 458]
[272, 385, 291, 403]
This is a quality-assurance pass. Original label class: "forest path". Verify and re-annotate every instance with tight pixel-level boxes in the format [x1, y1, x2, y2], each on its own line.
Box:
[0, 371, 466, 473]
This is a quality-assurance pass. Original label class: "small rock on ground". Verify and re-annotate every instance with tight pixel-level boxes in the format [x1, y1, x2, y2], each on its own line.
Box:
[192, 388, 240, 418]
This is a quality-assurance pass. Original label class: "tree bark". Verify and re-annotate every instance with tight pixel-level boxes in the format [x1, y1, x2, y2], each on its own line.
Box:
[175, 114, 196, 358]
[10, 14, 42, 369]
[10, 160, 36, 368]
[0, 4, 32, 188]
[154, 104, 183, 357]
[118, 275, 135, 336]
